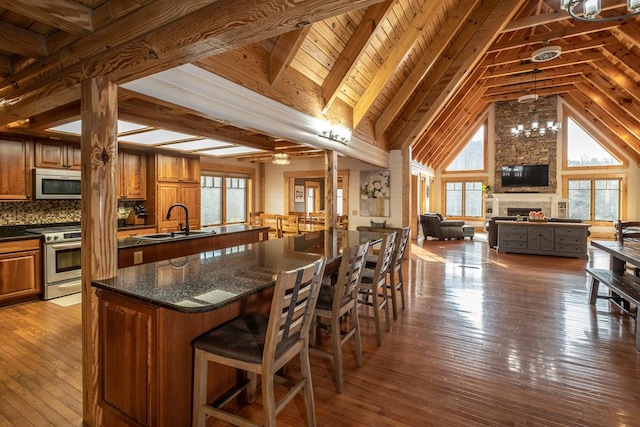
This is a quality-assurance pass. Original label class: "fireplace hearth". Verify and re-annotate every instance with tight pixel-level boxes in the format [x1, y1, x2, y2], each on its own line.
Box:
[507, 208, 541, 216]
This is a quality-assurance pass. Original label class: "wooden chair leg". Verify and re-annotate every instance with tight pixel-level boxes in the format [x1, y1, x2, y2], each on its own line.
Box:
[300, 347, 317, 427]
[398, 266, 406, 311]
[352, 306, 363, 367]
[246, 372, 257, 404]
[192, 349, 208, 427]
[388, 271, 398, 320]
[381, 282, 391, 332]
[331, 312, 344, 393]
[370, 288, 383, 347]
[636, 314, 640, 352]
[262, 369, 277, 427]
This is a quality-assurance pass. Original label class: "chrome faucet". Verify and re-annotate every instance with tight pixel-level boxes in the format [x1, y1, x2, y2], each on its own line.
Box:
[166, 203, 189, 235]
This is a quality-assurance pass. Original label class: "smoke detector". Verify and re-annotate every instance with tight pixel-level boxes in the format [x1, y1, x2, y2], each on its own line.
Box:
[531, 45, 562, 62]
[518, 93, 539, 103]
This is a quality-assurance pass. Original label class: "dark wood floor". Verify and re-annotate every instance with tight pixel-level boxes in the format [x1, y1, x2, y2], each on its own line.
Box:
[1, 237, 639, 426]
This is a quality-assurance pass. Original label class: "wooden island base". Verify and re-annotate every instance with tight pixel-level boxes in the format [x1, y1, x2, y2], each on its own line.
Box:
[97, 288, 272, 427]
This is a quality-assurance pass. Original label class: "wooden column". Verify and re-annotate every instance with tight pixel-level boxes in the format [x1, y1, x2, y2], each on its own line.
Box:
[402, 145, 412, 257]
[81, 77, 118, 426]
[325, 150, 338, 229]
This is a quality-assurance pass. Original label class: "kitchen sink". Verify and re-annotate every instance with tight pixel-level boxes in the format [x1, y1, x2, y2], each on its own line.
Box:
[136, 230, 212, 241]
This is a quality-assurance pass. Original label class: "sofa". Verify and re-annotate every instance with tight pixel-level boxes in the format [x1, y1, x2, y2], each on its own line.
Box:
[485, 216, 587, 248]
[420, 213, 466, 240]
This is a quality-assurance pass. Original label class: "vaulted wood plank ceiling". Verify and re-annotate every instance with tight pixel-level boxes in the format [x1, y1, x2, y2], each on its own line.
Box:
[1, 0, 640, 167]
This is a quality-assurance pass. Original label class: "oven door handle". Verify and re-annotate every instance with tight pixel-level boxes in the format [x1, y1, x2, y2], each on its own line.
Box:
[48, 241, 81, 250]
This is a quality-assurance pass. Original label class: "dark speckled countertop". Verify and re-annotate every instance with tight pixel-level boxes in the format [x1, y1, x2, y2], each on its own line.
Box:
[94, 230, 386, 313]
[117, 224, 268, 248]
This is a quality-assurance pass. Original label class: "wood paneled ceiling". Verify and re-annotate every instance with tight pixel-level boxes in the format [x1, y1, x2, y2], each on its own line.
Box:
[1, 0, 640, 167]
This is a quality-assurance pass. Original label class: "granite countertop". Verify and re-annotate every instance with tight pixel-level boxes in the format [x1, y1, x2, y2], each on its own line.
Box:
[0, 222, 80, 242]
[94, 237, 322, 313]
[117, 224, 269, 249]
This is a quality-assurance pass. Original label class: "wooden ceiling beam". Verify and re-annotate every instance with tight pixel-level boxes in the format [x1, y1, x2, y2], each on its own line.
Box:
[613, 22, 640, 50]
[565, 88, 640, 158]
[375, 0, 477, 138]
[0, 21, 47, 58]
[590, 59, 640, 105]
[269, 27, 311, 88]
[488, 20, 621, 53]
[321, 0, 395, 112]
[353, 0, 449, 129]
[482, 51, 602, 79]
[481, 64, 591, 87]
[0, 0, 93, 35]
[388, 0, 526, 151]
[0, 0, 384, 127]
[500, 10, 569, 33]
[0, 54, 12, 76]
[483, 75, 581, 96]
[483, 84, 574, 102]
[480, 36, 614, 68]
[582, 65, 640, 120]
[601, 42, 640, 81]
[562, 91, 640, 163]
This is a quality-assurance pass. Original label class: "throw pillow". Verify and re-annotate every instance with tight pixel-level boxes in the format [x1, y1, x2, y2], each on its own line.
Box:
[370, 220, 386, 228]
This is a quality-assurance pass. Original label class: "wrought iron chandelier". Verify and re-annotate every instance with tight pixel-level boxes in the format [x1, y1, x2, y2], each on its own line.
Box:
[561, 0, 640, 21]
[271, 152, 290, 165]
[510, 69, 559, 138]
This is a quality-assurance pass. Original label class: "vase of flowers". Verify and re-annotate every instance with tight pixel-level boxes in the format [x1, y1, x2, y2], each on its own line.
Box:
[360, 170, 390, 217]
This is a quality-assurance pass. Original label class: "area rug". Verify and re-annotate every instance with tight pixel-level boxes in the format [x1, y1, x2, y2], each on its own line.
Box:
[49, 293, 82, 307]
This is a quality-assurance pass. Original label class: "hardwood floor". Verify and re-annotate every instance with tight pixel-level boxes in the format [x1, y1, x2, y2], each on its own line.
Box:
[1, 237, 639, 426]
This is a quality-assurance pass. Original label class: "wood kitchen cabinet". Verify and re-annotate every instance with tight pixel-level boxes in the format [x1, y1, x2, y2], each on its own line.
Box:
[0, 137, 32, 201]
[34, 140, 81, 170]
[0, 239, 42, 306]
[118, 149, 147, 200]
[156, 152, 199, 183]
[157, 183, 200, 232]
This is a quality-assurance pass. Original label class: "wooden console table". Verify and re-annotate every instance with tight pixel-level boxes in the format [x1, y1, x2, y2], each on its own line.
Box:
[496, 220, 590, 258]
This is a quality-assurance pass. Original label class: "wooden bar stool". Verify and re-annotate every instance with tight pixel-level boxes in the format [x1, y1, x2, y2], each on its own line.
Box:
[310, 241, 369, 393]
[191, 258, 326, 427]
[388, 226, 411, 319]
[358, 231, 396, 346]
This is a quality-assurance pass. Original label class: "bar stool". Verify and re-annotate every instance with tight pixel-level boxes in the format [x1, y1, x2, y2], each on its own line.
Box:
[191, 258, 326, 427]
[358, 231, 396, 346]
[310, 241, 369, 393]
[387, 226, 411, 319]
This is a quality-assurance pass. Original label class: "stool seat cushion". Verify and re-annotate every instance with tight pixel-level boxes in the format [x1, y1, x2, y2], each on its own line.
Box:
[192, 312, 299, 364]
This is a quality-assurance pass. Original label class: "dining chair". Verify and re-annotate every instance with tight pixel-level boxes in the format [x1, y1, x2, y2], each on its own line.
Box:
[358, 231, 396, 346]
[249, 211, 264, 226]
[262, 213, 280, 239]
[337, 215, 348, 230]
[310, 241, 369, 393]
[387, 226, 411, 319]
[191, 258, 326, 427]
[278, 214, 300, 238]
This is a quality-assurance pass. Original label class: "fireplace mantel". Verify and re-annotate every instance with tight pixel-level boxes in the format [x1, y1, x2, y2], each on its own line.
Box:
[487, 193, 562, 217]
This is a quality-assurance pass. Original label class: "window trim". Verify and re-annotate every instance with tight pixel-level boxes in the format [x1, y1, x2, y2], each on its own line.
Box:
[441, 177, 487, 220]
[562, 173, 627, 225]
[200, 172, 250, 227]
[562, 109, 627, 171]
[441, 121, 489, 175]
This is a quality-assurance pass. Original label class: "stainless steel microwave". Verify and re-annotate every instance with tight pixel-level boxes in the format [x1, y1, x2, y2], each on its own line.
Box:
[34, 168, 82, 199]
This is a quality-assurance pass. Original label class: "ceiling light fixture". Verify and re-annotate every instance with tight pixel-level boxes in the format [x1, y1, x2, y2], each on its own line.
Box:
[561, 0, 640, 21]
[318, 120, 351, 145]
[510, 69, 560, 138]
[272, 152, 290, 165]
[531, 45, 562, 62]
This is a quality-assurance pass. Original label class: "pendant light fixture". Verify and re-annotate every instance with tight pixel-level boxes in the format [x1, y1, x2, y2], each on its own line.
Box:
[510, 69, 559, 138]
[561, 0, 640, 21]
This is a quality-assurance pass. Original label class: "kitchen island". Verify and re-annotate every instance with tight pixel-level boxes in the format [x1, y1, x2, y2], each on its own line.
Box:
[93, 230, 382, 426]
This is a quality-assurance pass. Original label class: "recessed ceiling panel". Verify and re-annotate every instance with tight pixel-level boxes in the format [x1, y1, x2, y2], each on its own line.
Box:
[198, 146, 264, 156]
[161, 138, 233, 151]
[119, 129, 197, 145]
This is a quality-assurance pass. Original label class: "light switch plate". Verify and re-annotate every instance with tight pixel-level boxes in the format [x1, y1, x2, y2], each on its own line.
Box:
[134, 251, 143, 264]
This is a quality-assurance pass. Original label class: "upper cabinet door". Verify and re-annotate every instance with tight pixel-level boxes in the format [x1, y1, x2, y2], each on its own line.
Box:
[0, 138, 32, 201]
[156, 153, 200, 183]
[119, 150, 147, 200]
[34, 140, 81, 170]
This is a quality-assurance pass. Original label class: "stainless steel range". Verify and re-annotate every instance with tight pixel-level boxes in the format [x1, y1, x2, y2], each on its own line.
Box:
[26, 225, 82, 300]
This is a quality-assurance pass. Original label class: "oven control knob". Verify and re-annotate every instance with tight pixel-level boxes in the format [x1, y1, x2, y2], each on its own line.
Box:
[53, 236, 59, 241]
[46, 236, 51, 242]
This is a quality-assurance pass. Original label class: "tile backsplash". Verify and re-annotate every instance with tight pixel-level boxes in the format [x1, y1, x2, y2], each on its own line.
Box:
[0, 200, 141, 226]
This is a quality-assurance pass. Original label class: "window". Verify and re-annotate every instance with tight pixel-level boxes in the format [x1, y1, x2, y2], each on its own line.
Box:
[445, 125, 485, 171]
[567, 178, 620, 222]
[201, 175, 247, 226]
[444, 180, 483, 218]
[565, 116, 622, 168]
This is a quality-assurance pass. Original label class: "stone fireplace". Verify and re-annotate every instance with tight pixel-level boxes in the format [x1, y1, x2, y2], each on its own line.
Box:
[490, 193, 557, 217]
[507, 207, 541, 216]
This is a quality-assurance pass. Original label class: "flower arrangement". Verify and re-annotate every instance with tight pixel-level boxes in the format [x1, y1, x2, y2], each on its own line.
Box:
[360, 170, 390, 199]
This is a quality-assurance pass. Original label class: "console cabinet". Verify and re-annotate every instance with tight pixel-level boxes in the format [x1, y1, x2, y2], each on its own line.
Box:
[497, 221, 590, 258]
[0, 137, 32, 201]
[118, 149, 147, 200]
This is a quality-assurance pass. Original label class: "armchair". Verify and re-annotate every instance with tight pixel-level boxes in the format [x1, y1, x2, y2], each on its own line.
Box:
[419, 213, 465, 240]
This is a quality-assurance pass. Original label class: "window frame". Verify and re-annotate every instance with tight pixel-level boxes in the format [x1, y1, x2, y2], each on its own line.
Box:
[562, 173, 627, 225]
[562, 110, 627, 171]
[200, 164, 254, 227]
[441, 177, 487, 220]
[441, 121, 489, 175]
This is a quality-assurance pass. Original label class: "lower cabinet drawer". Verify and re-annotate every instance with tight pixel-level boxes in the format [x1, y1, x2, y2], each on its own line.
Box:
[556, 236, 583, 244]
[501, 233, 527, 241]
[501, 240, 527, 249]
[555, 244, 584, 253]
[555, 227, 584, 237]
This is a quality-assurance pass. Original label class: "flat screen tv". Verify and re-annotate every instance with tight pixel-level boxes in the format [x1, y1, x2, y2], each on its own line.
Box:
[501, 164, 549, 187]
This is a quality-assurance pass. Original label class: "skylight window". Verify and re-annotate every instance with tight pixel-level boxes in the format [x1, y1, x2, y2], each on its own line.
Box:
[119, 129, 196, 145]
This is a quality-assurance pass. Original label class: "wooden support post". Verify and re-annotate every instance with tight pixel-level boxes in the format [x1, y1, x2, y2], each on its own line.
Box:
[81, 77, 118, 426]
[401, 146, 412, 257]
[325, 150, 338, 230]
